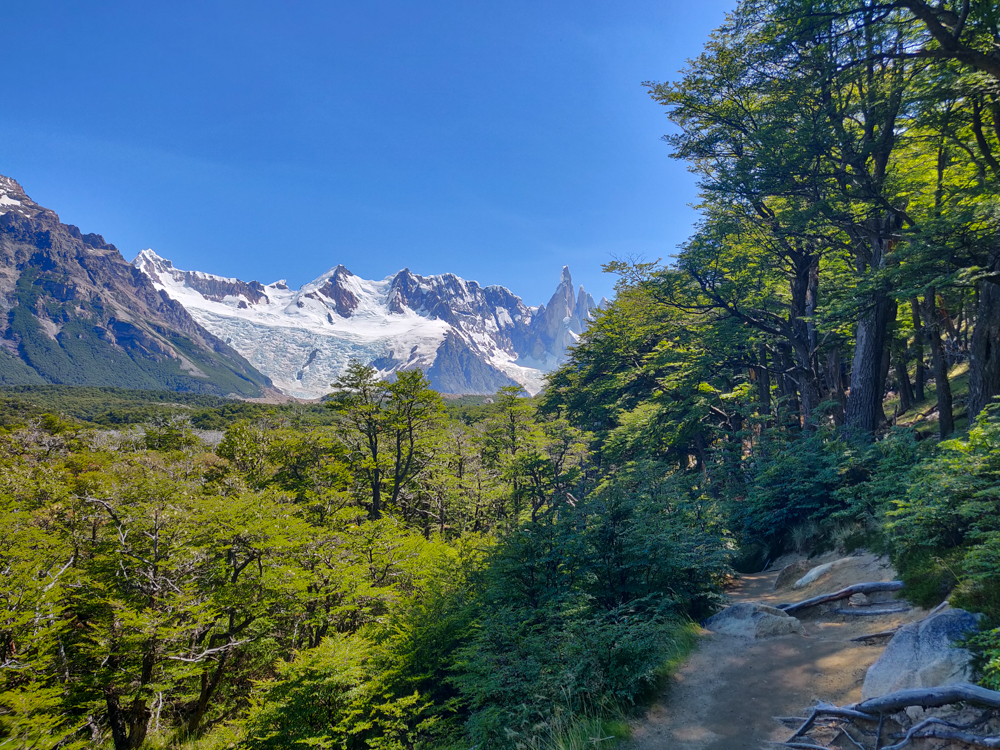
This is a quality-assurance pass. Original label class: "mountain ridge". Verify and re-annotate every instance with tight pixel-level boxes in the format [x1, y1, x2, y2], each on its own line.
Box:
[0, 173, 600, 399]
[0, 175, 274, 397]
[134, 250, 599, 397]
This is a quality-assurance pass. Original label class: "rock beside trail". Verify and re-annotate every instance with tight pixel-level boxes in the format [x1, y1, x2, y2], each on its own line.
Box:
[705, 602, 805, 639]
[861, 609, 980, 700]
[773, 560, 812, 590]
[793, 557, 855, 589]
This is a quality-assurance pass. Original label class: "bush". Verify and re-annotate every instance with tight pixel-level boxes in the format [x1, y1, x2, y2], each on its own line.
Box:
[736, 429, 846, 549]
[453, 461, 727, 749]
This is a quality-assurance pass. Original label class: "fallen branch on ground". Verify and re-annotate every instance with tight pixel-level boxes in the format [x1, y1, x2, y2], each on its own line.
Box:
[833, 606, 911, 616]
[926, 599, 950, 617]
[837, 725, 867, 750]
[854, 683, 1000, 714]
[850, 628, 900, 642]
[849, 599, 951, 641]
[777, 582, 904, 614]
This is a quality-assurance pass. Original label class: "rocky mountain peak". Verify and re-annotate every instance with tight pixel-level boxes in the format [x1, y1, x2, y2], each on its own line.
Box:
[315, 265, 360, 317]
[0, 174, 57, 222]
[134, 248, 270, 307]
[134, 256, 599, 397]
[0, 175, 26, 198]
[133, 249, 175, 281]
[0, 176, 272, 396]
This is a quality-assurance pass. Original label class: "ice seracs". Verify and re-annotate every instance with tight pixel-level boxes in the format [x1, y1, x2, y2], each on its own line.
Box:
[133, 251, 598, 398]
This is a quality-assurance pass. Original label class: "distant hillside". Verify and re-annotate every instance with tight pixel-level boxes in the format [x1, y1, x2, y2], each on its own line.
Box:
[0, 176, 273, 397]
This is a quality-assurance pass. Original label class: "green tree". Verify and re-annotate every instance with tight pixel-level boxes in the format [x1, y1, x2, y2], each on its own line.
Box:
[328, 364, 444, 521]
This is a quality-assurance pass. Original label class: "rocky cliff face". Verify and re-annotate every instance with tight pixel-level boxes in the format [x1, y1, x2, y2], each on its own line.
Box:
[0, 175, 273, 396]
[135, 251, 598, 397]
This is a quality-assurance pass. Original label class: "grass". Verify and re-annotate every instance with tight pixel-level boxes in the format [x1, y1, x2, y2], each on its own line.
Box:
[521, 621, 700, 750]
[520, 709, 631, 750]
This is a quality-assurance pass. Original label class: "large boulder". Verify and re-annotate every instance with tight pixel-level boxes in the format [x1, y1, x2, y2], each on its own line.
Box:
[861, 609, 980, 700]
[773, 560, 812, 590]
[704, 602, 805, 639]
[793, 557, 855, 589]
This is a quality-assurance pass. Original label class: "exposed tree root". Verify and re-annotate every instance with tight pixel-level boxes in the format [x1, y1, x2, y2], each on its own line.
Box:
[882, 717, 1000, 750]
[849, 628, 900, 642]
[832, 606, 911, 616]
[778, 683, 1000, 749]
[777, 582, 904, 614]
[854, 684, 1000, 713]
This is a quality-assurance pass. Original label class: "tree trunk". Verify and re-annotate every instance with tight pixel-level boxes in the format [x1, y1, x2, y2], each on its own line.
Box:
[105, 689, 130, 750]
[879, 334, 892, 426]
[846, 222, 895, 436]
[826, 348, 846, 425]
[911, 297, 926, 402]
[187, 652, 230, 737]
[790, 251, 823, 425]
[776, 344, 801, 427]
[923, 291, 955, 438]
[893, 338, 915, 414]
[370, 467, 381, 520]
[105, 687, 150, 750]
[845, 294, 893, 435]
[758, 345, 771, 420]
[751, 348, 772, 423]
[968, 249, 1000, 422]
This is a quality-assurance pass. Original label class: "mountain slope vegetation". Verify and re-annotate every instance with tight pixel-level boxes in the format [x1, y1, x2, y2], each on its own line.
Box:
[0, 177, 272, 397]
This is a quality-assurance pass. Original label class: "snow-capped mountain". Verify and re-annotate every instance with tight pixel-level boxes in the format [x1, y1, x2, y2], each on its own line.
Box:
[134, 250, 598, 398]
[0, 175, 272, 397]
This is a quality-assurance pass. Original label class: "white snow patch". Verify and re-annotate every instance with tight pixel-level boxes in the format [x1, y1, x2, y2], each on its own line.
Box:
[135, 252, 579, 398]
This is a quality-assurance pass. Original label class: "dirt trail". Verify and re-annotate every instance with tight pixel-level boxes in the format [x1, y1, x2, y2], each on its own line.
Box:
[626, 553, 928, 750]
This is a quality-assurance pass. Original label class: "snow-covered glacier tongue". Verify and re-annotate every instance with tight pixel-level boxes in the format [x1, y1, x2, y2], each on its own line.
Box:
[133, 250, 597, 398]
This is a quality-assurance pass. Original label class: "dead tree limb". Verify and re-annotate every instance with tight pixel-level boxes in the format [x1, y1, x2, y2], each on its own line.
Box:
[777, 582, 904, 614]
[832, 606, 910, 616]
[850, 628, 900, 642]
[854, 683, 1000, 714]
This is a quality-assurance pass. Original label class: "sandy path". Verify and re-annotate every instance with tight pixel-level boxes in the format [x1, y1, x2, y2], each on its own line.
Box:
[626, 554, 927, 750]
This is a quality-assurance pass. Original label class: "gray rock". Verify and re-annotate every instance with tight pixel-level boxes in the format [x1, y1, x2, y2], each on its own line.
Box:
[793, 557, 855, 588]
[849, 593, 870, 606]
[705, 602, 805, 639]
[861, 609, 980, 700]
[773, 560, 812, 590]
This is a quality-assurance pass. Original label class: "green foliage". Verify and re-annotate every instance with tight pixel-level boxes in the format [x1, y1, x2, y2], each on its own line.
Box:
[327, 363, 445, 521]
[0, 385, 338, 435]
[0, 348, 46, 386]
[6, 267, 268, 397]
[453, 461, 727, 750]
[884, 408, 1000, 614]
[737, 429, 848, 548]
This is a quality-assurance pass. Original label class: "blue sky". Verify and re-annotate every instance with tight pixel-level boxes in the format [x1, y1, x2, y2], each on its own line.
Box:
[0, 1, 733, 305]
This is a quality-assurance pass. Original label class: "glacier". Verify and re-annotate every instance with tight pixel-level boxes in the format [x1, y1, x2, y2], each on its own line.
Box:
[134, 250, 597, 398]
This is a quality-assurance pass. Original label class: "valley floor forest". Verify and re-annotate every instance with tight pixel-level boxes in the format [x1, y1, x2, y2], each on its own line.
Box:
[7, 0, 1000, 748]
